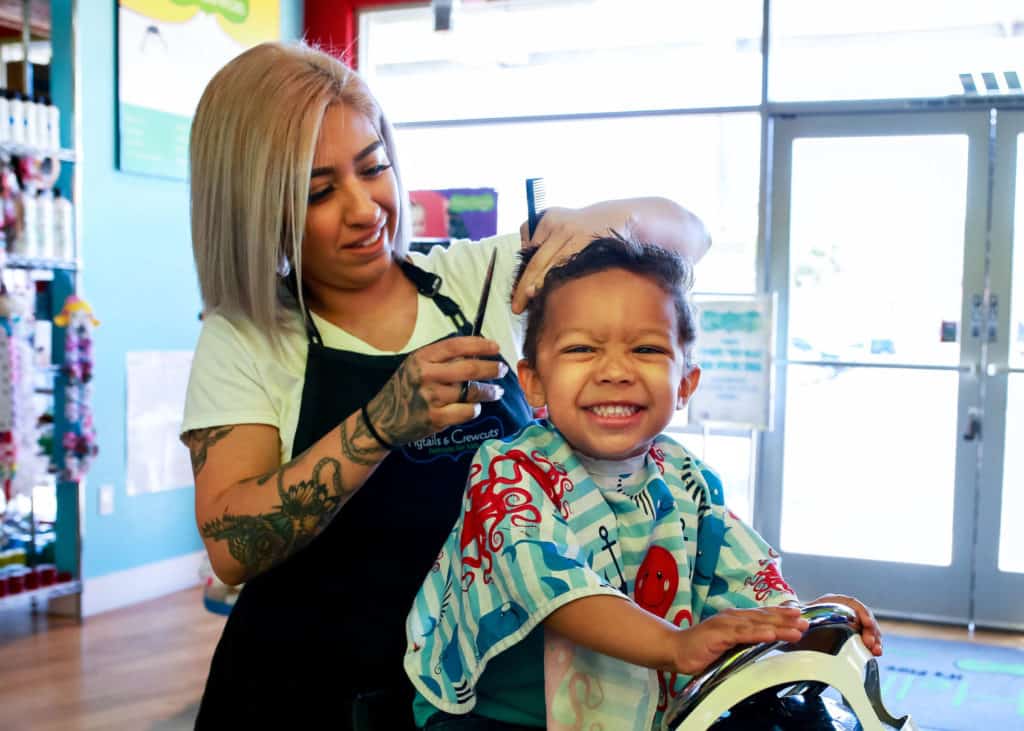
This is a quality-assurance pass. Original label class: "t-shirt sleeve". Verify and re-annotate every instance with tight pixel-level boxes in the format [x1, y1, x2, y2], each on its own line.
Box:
[702, 505, 799, 615]
[180, 314, 282, 436]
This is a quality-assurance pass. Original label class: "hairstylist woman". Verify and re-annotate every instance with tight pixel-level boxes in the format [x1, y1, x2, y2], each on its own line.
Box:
[181, 41, 710, 730]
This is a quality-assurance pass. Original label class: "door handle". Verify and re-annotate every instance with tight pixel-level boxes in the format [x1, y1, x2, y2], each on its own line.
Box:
[962, 408, 982, 442]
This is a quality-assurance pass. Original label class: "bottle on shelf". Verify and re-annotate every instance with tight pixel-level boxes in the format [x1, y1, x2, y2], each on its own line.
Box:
[53, 188, 73, 261]
[34, 96, 49, 151]
[9, 92, 23, 146]
[15, 187, 37, 256]
[0, 90, 9, 145]
[46, 97, 60, 151]
[25, 95, 39, 149]
[36, 188, 54, 259]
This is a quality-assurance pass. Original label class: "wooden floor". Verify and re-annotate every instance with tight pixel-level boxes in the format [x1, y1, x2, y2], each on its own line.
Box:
[0, 587, 1020, 730]
[0, 588, 226, 731]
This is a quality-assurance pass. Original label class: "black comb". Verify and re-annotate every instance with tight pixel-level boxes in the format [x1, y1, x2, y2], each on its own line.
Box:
[526, 177, 547, 239]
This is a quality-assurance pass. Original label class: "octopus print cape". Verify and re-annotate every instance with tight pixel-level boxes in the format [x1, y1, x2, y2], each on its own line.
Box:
[404, 422, 797, 730]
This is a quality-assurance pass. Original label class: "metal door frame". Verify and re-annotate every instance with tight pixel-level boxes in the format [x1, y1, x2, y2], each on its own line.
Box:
[756, 110, 991, 624]
[973, 111, 1024, 629]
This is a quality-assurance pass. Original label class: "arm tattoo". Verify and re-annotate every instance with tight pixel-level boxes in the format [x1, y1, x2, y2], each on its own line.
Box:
[341, 413, 389, 466]
[366, 358, 432, 446]
[200, 457, 348, 578]
[185, 426, 235, 476]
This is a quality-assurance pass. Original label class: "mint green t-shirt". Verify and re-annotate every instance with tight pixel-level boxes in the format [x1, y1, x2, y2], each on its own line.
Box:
[413, 626, 546, 728]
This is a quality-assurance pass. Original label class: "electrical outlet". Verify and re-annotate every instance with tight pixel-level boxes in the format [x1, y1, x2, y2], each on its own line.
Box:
[98, 484, 115, 516]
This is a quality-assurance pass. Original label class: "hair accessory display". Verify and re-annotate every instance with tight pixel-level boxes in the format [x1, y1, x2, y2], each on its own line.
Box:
[0, 289, 15, 499]
[0, 283, 44, 500]
[54, 295, 98, 482]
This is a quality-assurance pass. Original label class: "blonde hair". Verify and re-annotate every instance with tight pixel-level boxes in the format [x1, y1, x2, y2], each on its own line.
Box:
[189, 41, 410, 337]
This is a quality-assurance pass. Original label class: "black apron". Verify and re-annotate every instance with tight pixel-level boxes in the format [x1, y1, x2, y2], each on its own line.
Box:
[195, 261, 533, 730]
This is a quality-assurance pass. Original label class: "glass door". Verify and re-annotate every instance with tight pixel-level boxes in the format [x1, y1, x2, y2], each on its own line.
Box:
[758, 112, 991, 622]
[975, 111, 1024, 629]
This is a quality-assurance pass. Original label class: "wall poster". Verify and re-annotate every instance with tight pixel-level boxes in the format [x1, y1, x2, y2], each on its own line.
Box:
[125, 350, 194, 495]
[117, 1, 281, 179]
[687, 295, 774, 430]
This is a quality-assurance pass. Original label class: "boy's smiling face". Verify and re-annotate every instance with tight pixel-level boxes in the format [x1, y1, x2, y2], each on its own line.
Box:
[518, 268, 700, 461]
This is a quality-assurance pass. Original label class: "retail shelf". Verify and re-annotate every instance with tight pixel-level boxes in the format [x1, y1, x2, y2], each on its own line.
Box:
[1, 254, 77, 271]
[0, 579, 81, 608]
[0, 142, 75, 162]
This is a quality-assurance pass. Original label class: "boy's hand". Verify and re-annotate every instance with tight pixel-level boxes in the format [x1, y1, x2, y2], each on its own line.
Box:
[671, 606, 809, 676]
[806, 594, 883, 657]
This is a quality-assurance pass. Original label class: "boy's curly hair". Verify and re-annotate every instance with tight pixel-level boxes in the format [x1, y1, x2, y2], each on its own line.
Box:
[513, 231, 697, 367]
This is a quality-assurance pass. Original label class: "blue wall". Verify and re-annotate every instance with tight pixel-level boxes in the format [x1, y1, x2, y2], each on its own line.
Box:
[51, 1, 303, 579]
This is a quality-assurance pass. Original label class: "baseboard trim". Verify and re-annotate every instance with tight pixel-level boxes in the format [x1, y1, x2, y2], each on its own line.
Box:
[81, 550, 206, 617]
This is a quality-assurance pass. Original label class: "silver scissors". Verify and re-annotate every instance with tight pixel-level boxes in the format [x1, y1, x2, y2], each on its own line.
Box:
[459, 248, 498, 402]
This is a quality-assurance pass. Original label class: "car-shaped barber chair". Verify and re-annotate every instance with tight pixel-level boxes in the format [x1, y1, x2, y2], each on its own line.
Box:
[663, 603, 919, 731]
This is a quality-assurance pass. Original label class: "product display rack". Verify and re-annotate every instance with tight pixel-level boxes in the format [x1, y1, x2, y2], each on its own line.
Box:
[0, 267, 82, 618]
[0, 0, 82, 622]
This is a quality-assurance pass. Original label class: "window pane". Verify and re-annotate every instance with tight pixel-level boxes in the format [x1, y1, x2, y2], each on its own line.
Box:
[781, 366, 957, 566]
[1000, 374, 1024, 573]
[788, 135, 967, 366]
[395, 113, 761, 294]
[360, 0, 763, 123]
[671, 431, 755, 524]
[1002, 136, 1024, 574]
[771, 0, 1024, 102]
[1012, 135, 1024, 370]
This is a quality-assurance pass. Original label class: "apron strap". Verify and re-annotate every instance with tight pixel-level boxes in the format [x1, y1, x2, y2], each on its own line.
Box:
[398, 259, 472, 336]
[287, 259, 474, 347]
[284, 271, 326, 346]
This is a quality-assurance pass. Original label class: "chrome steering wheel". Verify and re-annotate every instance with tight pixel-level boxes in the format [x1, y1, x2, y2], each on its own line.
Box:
[662, 603, 914, 731]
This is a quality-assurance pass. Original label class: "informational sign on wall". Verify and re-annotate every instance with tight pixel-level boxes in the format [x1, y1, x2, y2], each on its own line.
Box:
[126, 350, 194, 495]
[117, 0, 280, 179]
[688, 296, 774, 430]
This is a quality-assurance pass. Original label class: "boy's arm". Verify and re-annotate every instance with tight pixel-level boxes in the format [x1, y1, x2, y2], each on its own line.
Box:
[545, 594, 807, 676]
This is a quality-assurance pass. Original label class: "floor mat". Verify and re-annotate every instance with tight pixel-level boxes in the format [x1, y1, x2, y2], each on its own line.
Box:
[876, 633, 1024, 730]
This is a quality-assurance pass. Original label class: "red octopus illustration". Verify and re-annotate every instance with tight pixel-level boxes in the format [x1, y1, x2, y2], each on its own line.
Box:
[744, 558, 795, 601]
[527, 449, 574, 519]
[459, 450, 573, 588]
[648, 443, 666, 475]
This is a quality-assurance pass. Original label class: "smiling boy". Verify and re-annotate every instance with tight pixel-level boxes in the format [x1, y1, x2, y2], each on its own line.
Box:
[404, 234, 880, 730]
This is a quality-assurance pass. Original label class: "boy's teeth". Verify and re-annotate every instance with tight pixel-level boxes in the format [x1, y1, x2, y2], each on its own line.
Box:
[590, 404, 638, 417]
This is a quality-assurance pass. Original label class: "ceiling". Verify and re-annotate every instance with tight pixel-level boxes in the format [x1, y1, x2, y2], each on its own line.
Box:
[0, 0, 49, 39]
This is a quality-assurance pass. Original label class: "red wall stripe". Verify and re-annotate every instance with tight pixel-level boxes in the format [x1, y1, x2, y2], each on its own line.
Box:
[303, 0, 419, 68]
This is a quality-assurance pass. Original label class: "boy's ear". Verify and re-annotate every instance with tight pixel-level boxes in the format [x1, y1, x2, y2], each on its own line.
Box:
[676, 365, 701, 409]
[517, 359, 547, 408]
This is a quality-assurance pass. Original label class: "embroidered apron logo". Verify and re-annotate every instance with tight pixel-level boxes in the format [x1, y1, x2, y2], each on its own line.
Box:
[402, 415, 504, 463]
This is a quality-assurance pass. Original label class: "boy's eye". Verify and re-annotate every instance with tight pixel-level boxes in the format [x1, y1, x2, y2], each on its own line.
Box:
[634, 345, 669, 355]
[562, 345, 595, 354]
